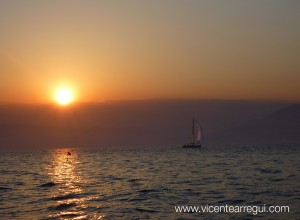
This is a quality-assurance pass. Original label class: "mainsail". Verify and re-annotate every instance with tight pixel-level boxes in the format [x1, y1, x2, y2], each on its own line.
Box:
[193, 119, 203, 145]
[183, 118, 203, 148]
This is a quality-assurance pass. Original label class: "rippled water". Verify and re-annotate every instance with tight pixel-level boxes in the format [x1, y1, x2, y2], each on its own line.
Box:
[0, 145, 299, 219]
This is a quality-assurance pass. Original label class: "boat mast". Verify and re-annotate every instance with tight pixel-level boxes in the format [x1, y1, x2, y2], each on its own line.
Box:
[196, 121, 201, 145]
[192, 118, 194, 144]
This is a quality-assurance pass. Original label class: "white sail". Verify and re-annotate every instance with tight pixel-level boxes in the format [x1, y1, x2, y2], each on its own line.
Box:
[183, 118, 203, 148]
[194, 119, 203, 145]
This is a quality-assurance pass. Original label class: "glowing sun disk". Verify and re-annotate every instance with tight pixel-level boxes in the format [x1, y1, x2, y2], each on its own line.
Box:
[55, 88, 73, 105]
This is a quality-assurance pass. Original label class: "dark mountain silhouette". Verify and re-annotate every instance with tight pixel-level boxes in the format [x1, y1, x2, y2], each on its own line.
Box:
[212, 104, 300, 144]
[0, 100, 290, 151]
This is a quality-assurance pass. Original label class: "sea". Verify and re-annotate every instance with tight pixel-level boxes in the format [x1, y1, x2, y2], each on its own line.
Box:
[0, 145, 299, 220]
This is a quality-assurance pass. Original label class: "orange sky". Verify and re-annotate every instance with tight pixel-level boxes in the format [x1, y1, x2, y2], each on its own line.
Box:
[0, 1, 299, 103]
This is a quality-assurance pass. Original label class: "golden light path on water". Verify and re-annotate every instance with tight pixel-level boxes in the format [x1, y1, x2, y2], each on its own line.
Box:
[46, 148, 104, 219]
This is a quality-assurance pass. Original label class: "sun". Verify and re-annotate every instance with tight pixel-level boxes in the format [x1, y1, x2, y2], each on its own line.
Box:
[55, 88, 73, 105]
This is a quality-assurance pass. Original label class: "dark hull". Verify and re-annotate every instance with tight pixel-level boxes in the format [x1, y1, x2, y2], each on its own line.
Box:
[182, 144, 201, 148]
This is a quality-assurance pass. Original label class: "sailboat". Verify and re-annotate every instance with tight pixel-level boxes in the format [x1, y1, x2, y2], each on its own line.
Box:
[183, 118, 203, 148]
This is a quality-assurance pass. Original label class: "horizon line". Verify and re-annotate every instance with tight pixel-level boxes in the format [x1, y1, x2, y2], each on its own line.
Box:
[0, 98, 298, 106]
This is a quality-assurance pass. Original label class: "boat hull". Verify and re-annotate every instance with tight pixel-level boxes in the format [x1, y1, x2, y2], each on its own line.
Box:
[182, 144, 201, 148]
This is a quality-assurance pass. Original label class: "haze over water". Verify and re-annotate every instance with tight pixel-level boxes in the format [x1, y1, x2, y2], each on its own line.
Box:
[0, 145, 299, 219]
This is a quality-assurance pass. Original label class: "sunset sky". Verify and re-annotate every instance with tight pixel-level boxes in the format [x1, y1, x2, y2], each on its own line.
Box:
[0, 0, 299, 103]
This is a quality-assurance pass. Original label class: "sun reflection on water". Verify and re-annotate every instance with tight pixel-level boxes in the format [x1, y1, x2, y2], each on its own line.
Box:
[52, 149, 83, 189]
[46, 148, 104, 219]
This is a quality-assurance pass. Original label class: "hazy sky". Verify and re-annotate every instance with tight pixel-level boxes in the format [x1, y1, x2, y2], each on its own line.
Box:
[0, 0, 299, 103]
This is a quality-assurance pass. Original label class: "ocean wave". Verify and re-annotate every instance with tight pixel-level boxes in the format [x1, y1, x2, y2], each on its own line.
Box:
[0, 186, 12, 191]
[39, 182, 56, 187]
[48, 202, 78, 211]
[135, 207, 158, 213]
[50, 193, 81, 201]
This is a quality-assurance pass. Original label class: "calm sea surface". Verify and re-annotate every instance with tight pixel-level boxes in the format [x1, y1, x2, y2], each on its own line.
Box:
[0, 145, 299, 219]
